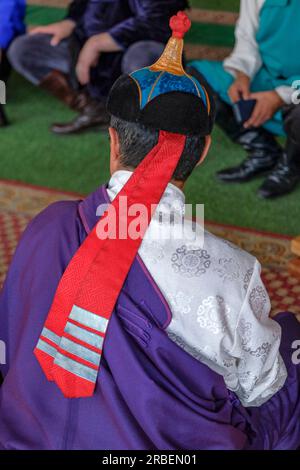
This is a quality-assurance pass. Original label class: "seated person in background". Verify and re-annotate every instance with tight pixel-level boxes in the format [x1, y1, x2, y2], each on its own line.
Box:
[0, 0, 26, 126]
[8, 0, 188, 135]
[1, 12, 300, 450]
[7, 0, 89, 117]
[189, 0, 300, 199]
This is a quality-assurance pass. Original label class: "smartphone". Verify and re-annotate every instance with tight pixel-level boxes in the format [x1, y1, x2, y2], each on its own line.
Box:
[233, 99, 257, 124]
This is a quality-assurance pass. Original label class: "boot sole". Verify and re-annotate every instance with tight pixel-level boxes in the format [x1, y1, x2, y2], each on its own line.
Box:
[216, 169, 273, 184]
[51, 122, 109, 136]
[258, 182, 300, 199]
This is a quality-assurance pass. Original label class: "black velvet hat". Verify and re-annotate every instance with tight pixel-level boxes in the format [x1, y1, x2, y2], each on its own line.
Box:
[107, 12, 215, 137]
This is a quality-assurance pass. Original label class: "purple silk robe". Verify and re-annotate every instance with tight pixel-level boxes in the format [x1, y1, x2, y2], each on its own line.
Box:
[0, 185, 300, 450]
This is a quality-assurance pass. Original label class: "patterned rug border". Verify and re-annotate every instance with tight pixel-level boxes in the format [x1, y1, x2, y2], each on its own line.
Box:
[1, 179, 299, 315]
[0, 179, 293, 241]
[0, 178, 83, 199]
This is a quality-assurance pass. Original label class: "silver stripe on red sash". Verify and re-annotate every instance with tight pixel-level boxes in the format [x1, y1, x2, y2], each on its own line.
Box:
[65, 322, 104, 349]
[54, 352, 98, 383]
[69, 305, 109, 333]
[59, 337, 101, 366]
[41, 327, 61, 345]
[36, 339, 57, 358]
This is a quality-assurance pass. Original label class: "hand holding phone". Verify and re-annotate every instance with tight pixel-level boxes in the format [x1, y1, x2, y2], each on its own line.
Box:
[233, 98, 257, 125]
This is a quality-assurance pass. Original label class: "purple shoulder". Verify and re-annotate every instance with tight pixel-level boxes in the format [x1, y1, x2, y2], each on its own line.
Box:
[27, 200, 81, 232]
[20, 199, 84, 245]
[8, 199, 84, 277]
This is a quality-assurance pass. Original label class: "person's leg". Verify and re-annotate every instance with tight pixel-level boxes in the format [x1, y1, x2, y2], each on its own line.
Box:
[50, 53, 117, 135]
[0, 51, 11, 83]
[0, 51, 10, 126]
[0, 104, 8, 127]
[51, 41, 166, 136]
[121, 40, 165, 74]
[8, 33, 90, 111]
[7, 33, 70, 85]
[189, 62, 281, 146]
[188, 62, 283, 182]
[188, 63, 247, 142]
[258, 104, 300, 198]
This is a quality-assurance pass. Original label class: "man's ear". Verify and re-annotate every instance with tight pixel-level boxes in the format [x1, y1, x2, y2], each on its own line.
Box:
[109, 127, 121, 174]
[196, 135, 212, 167]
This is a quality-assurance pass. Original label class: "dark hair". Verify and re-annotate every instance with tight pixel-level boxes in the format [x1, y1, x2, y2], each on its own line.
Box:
[110, 116, 206, 181]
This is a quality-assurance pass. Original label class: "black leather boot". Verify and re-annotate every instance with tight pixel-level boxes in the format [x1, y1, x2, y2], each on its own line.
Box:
[258, 140, 300, 198]
[51, 98, 110, 135]
[217, 128, 283, 183]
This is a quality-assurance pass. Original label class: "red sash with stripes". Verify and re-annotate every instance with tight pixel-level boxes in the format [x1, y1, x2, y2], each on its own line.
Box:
[34, 132, 186, 398]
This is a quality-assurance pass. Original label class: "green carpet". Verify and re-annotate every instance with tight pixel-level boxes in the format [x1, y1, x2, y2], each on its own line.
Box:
[187, 23, 234, 47]
[190, 0, 239, 10]
[2, 74, 300, 236]
[26, 6, 66, 25]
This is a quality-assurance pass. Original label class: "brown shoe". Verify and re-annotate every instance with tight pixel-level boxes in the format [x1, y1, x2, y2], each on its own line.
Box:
[40, 70, 88, 112]
[51, 99, 110, 135]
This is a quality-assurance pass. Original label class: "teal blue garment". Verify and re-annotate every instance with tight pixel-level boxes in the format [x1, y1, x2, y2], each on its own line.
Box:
[257, 0, 300, 89]
[189, 0, 300, 136]
[188, 60, 285, 135]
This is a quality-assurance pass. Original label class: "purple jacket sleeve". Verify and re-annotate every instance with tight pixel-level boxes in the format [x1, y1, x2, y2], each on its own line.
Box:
[109, 0, 186, 49]
[65, 0, 89, 23]
[0, 201, 82, 380]
[83, 0, 188, 48]
[109, 0, 189, 49]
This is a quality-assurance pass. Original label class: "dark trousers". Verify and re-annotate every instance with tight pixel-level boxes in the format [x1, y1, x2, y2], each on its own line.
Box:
[7, 33, 165, 100]
[0, 51, 11, 83]
[283, 104, 300, 146]
[0, 51, 10, 125]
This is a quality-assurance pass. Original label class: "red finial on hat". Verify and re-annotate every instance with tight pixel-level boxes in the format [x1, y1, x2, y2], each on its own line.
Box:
[170, 11, 191, 39]
[150, 10, 191, 75]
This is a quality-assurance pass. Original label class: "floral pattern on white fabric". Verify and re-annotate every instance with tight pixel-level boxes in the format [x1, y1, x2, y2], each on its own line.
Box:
[140, 240, 165, 264]
[167, 291, 193, 315]
[214, 257, 241, 282]
[171, 245, 211, 277]
[237, 318, 253, 347]
[223, 357, 235, 368]
[107, 171, 287, 408]
[249, 285, 268, 320]
[197, 295, 231, 335]
[243, 268, 254, 291]
[243, 342, 272, 364]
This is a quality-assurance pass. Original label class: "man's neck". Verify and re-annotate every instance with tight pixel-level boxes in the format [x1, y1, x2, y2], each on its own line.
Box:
[171, 179, 185, 191]
[113, 166, 185, 192]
